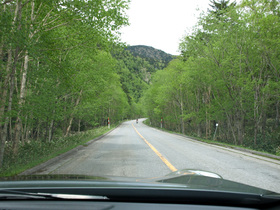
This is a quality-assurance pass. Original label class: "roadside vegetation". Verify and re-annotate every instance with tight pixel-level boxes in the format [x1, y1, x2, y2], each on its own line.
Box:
[143, 119, 280, 157]
[142, 0, 280, 155]
[0, 0, 132, 171]
[0, 125, 116, 176]
[0, 0, 163, 174]
[1, 0, 279, 175]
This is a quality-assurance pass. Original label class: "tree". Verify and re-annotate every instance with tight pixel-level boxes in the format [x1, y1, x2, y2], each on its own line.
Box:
[209, 0, 236, 15]
[144, 0, 280, 154]
[0, 0, 130, 167]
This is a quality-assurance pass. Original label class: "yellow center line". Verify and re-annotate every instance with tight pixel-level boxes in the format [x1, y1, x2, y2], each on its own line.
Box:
[132, 123, 177, 172]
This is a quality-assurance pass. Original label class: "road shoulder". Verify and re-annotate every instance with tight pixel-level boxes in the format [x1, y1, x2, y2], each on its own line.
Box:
[19, 125, 120, 175]
[141, 121, 280, 162]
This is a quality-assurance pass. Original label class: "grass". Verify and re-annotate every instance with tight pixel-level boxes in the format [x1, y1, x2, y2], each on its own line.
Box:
[0, 125, 117, 177]
[142, 119, 280, 158]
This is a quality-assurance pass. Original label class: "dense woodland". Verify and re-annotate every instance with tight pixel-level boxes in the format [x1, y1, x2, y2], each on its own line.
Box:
[0, 0, 132, 168]
[0, 0, 279, 172]
[143, 0, 280, 154]
[126, 45, 174, 70]
[0, 0, 168, 170]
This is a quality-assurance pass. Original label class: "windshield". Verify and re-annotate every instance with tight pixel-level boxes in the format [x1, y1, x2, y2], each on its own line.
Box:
[0, 0, 280, 196]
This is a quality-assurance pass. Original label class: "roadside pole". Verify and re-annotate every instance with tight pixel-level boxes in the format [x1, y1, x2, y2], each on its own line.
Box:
[161, 117, 163, 129]
[213, 123, 218, 140]
[108, 117, 110, 129]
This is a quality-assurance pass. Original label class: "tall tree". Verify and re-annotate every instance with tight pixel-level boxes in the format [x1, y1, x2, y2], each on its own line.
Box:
[144, 0, 280, 154]
[0, 0, 129, 167]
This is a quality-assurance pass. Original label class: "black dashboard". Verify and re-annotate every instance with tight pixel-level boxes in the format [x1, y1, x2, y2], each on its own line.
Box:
[0, 200, 275, 210]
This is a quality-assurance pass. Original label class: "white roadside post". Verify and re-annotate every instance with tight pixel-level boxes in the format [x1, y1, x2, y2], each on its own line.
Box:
[108, 117, 110, 129]
[213, 123, 218, 140]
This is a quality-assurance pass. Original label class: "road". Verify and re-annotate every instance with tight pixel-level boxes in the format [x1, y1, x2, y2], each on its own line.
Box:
[36, 119, 280, 193]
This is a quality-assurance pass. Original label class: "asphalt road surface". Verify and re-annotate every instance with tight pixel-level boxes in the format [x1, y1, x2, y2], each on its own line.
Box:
[37, 119, 280, 193]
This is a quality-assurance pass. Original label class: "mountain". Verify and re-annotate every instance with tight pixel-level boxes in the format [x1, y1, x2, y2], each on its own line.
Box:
[111, 45, 175, 105]
[126, 45, 174, 69]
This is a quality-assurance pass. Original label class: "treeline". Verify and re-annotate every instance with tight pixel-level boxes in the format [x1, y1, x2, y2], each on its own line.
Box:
[143, 0, 280, 154]
[126, 45, 174, 70]
[113, 48, 150, 103]
[0, 0, 130, 167]
[113, 46, 174, 119]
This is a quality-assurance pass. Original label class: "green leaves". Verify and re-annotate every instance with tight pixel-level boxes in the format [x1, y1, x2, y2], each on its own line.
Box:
[144, 0, 280, 152]
[0, 0, 130, 156]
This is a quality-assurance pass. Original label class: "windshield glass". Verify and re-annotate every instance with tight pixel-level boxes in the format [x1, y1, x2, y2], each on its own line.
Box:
[0, 0, 279, 196]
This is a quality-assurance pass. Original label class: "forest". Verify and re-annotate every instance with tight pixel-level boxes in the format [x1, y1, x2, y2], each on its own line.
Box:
[0, 0, 279, 174]
[0, 0, 165, 173]
[143, 0, 280, 154]
[0, 0, 132, 170]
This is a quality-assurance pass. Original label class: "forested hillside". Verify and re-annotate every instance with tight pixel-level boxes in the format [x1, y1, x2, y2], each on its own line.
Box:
[127, 45, 174, 69]
[143, 0, 280, 155]
[111, 45, 173, 119]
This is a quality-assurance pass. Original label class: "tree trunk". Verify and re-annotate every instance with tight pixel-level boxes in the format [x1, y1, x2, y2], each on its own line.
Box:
[65, 117, 74, 136]
[253, 86, 261, 146]
[261, 106, 267, 142]
[197, 123, 202, 137]
[78, 119, 81, 132]
[48, 120, 54, 142]
[179, 84, 185, 134]
[44, 121, 48, 142]
[0, 49, 11, 137]
[65, 90, 83, 136]
[205, 110, 208, 138]
[275, 100, 279, 129]
[0, 0, 23, 164]
[13, 0, 35, 153]
[13, 51, 29, 154]
[0, 44, 20, 166]
[226, 113, 237, 145]
[24, 119, 29, 143]
[36, 123, 40, 141]
[236, 110, 244, 145]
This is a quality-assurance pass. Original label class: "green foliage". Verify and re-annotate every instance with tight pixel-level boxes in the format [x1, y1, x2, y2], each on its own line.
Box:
[143, 0, 280, 154]
[127, 45, 174, 70]
[0, 0, 131, 167]
[0, 126, 112, 176]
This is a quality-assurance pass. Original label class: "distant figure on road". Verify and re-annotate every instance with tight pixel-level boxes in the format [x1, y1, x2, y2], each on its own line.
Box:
[136, 119, 138, 124]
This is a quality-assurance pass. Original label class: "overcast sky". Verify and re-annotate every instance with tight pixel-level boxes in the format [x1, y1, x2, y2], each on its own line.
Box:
[120, 0, 237, 55]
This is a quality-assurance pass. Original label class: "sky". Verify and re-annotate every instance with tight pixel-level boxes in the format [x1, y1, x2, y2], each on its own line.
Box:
[120, 0, 235, 55]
